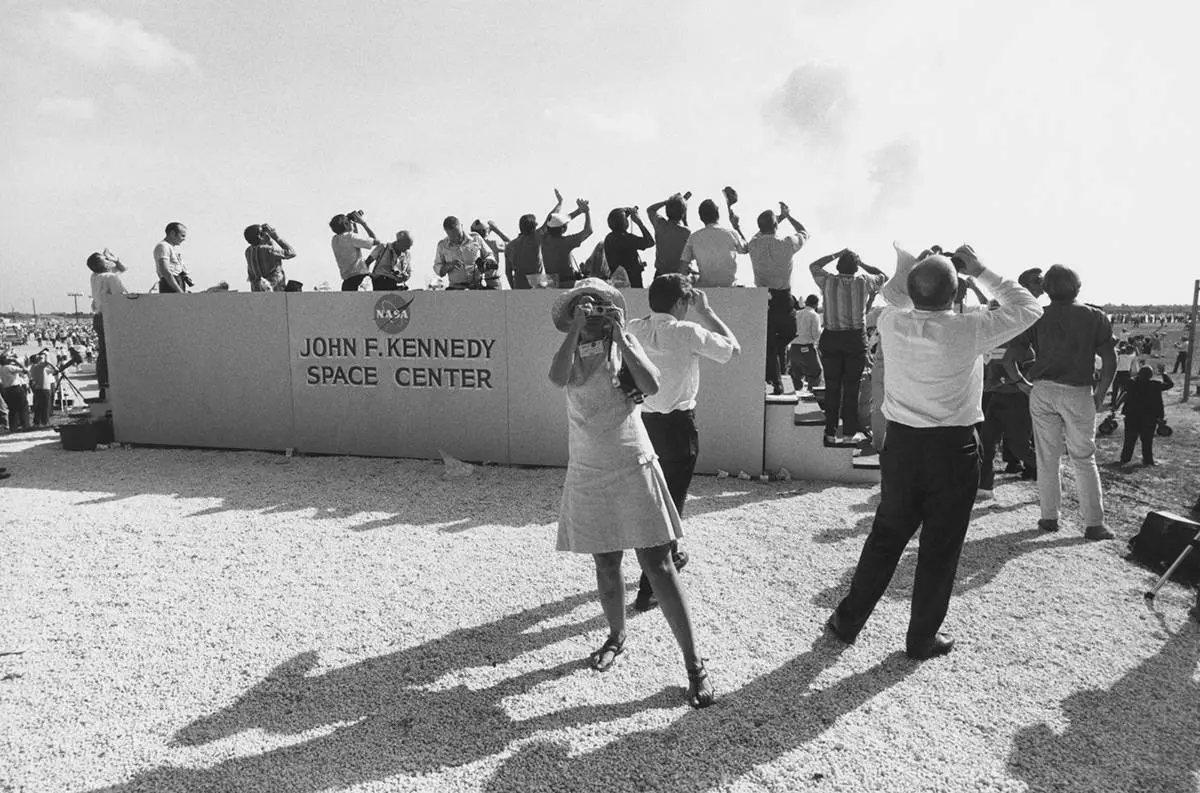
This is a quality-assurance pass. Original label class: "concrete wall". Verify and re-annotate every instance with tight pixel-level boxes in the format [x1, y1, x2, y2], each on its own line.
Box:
[104, 288, 767, 473]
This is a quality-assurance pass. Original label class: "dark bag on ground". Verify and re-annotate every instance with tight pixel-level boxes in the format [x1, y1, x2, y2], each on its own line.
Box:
[1127, 510, 1200, 584]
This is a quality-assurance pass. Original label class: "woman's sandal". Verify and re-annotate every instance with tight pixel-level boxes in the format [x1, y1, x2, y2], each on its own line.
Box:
[588, 634, 625, 672]
[686, 661, 715, 709]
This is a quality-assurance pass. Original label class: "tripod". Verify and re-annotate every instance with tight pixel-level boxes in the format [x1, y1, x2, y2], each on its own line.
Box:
[1144, 524, 1200, 600]
[54, 371, 87, 414]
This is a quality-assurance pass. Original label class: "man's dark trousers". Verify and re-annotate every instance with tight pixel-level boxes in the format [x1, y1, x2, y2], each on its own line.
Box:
[1120, 417, 1156, 465]
[819, 328, 867, 437]
[979, 391, 1035, 490]
[833, 422, 980, 650]
[765, 289, 797, 388]
[637, 409, 698, 599]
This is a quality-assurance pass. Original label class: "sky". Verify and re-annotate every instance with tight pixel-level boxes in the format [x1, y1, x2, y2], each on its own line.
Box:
[1, 0, 1198, 313]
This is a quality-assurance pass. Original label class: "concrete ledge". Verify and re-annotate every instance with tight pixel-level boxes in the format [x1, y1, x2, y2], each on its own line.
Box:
[764, 402, 880, 484]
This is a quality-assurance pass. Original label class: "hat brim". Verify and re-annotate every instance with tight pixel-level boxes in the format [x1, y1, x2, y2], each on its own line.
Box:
[550, 278, 626, 332]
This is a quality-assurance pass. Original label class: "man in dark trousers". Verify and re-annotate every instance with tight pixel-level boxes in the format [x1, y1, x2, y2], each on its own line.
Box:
[627, 274, 739, 611]
[1118, 365, 1173, 466]
[825, 243, 1042, 658]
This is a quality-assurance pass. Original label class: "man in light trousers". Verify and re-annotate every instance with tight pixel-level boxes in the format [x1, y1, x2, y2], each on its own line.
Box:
[1011, 265, 1116, 539]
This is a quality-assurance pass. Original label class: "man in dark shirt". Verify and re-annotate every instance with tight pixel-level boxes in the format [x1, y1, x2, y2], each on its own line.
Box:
[602, 207, 655, 288]
[1119, 365, 1172, 466]
[646, 193, 691, 279]
[978, 340, 1037, 496]
[1011, 265, 1116, 539]
[540, 198, 592, 288]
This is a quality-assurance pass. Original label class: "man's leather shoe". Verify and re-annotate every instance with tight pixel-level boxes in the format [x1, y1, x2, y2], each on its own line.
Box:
[1085, 524, 1115, 540]
[1037, 518, 1059, 532]
[633, 591, 658, 612]
[907, 634, 955, 660]
[824, 614, 857, 645]
[672, 550, 690, 572]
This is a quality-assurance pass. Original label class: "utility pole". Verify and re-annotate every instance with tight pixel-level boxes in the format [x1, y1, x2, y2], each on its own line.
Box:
[1183, 279, 1198, 403]
[67, 292, 83, 318]
[32, 299, 37, 320]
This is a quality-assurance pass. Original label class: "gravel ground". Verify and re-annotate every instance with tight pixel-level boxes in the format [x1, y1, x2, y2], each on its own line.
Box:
[2, 409, 1198, 793]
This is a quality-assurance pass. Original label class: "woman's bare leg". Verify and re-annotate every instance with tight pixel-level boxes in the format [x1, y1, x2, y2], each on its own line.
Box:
[635, 544, 699, 666]
[591, 551, 626, 667]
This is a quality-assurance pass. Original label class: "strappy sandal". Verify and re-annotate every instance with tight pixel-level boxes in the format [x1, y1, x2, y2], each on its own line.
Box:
[686, 661, 715, 709]
[588, 633, 625, 672]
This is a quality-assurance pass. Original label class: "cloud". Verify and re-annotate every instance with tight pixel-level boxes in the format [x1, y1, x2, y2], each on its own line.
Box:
[763, 63, 855, 146]
[36, 96, 96, 120]
[43, 8, 199, 75]
[867, 136, 920, 219]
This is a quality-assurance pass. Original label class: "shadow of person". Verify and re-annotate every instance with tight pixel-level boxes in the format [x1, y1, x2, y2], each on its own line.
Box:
[1006, 620, 1199, 792]
[86, 589, 677, 793]
[811, 528, 1091, 608]
[482, 639, 918, 793]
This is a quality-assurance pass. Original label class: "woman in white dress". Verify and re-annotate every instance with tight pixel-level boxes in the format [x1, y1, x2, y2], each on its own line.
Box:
[548, 278, 713, 708]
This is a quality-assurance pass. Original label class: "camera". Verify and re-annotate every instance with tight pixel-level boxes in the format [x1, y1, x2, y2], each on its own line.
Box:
[345, 209, 364, 222]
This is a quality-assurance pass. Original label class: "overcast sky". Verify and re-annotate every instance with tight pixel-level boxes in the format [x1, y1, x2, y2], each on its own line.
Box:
[2, 0, 1197, 312]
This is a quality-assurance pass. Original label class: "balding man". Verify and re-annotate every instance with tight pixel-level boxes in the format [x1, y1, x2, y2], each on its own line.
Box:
[1009, 265, 1117, 540]
[824, 244, 1041, 659]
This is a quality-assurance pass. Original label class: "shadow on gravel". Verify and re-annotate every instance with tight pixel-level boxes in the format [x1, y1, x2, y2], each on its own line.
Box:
[1006, 620, 1200, 792]
[810, 529, 1091, 608]
[2, 440, 856, 533]
[85, 590, 684, 793]
[481, 640, 918, 792]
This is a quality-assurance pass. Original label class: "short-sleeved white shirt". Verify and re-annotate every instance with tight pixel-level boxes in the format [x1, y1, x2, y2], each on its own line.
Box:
[153, 241, 184, 279]
[332, 232, 376, 280]
[627, 312, 736, 413]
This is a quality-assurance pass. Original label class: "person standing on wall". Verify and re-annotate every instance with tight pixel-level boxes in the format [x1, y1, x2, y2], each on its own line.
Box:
[330, 210, 379, 291]
[244, 223, 296, 292]
[679, 199, 747, 288]
[154, 222, 189, 294]
[809, 249, 888, 445]
[541, 198, 593, 288]
[825, 244, 1042, 659]
[1009, 265, 1117, 540]
[627, 274, 740, 612]
[602, 207, 655, 288]
[434, 216, 497, 290]
[646, 192, 691, 279]
[88, 250, 129, 402]
[548, 278, 714, 708]
[748, 202, 809, 395]
[505, 189, 577, 289]
[366, 231, 414, 291]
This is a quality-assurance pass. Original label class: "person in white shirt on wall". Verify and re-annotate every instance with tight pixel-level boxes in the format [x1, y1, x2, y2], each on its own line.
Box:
[679, 199, 747, 288]
[330, 210, 379, 291]
[434, 216, 497, 290]
[626, 274, 740, 612]
[824, 243, 1042, 660]
[748, 202, 809, 394]
[153, 223, 189, 294]
[88, 250, 129, 401]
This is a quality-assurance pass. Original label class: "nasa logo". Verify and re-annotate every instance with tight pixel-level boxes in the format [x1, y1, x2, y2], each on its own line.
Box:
[374, 294, 414, 334]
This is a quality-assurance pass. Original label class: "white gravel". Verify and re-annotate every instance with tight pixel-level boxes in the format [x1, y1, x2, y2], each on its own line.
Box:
[1, 429, 1197, 793]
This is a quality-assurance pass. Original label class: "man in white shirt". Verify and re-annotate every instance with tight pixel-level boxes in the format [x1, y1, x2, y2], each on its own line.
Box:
[679, 199, 747, 288]
[153, 223, 188, 294]
[788, 294, 823, 392]
[627, 274, 739, 611]
[749, 202, 809, 394]
[824, 244, 1042, 660]
[89, 250, 129, 400]
[330, 211, 380, 291]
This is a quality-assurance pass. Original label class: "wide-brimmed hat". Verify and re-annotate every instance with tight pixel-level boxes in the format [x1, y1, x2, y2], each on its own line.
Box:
[550, 278, 626, 332]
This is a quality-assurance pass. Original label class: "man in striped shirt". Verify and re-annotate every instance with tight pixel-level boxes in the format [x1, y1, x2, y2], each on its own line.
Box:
[809, 249, 888, 444]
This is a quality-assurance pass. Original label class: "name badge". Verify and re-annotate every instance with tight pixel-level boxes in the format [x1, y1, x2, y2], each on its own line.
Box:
[578, 340, 605, 358]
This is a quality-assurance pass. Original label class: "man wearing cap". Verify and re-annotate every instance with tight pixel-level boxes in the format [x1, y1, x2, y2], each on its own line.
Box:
[749, 202, 809, 394]
[244, 224, 296, 292]
[825, 244, 1042, 659]
[541, 198, 593, 287]
[627, 274, 740, 611]
[809, 249, 888, 444]
[679, 199, 747, 288]
[646, 192, 691, 279]
[434, 216, 496, 290]
[505, 189, 577, 289]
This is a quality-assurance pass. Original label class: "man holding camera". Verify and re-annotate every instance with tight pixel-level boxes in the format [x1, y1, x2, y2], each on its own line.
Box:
[646, 192, 692, 280]
[627, 273, 740, 611]
[154, 222, 189, 294]
[244, 224, 296, 292]
[89, 249, 129, 401]
[330, 210, 379, 291]
[367, 231, 414, 291]
[749, 202, 809, 394]
[434, 216, 497, 290]
[825, 244, 1042, 659]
